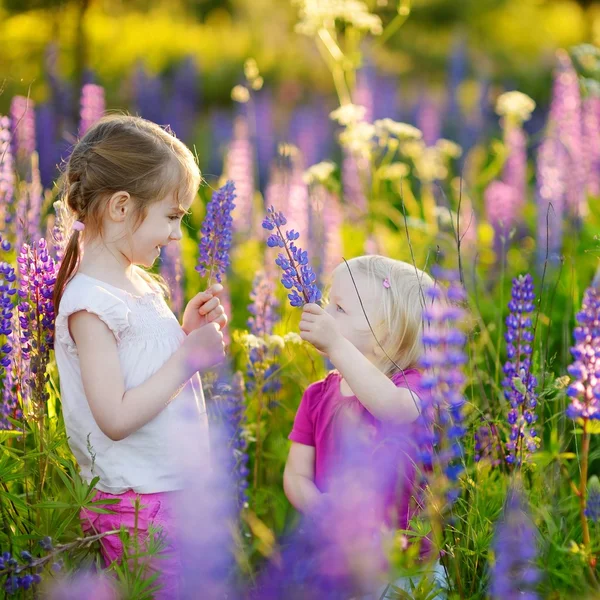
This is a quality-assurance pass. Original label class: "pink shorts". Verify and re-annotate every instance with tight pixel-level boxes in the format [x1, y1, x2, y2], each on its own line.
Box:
[80, 489, 182, 599]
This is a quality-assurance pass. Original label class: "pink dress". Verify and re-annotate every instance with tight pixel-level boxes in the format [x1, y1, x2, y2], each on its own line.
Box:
[289, 369, 427, 534]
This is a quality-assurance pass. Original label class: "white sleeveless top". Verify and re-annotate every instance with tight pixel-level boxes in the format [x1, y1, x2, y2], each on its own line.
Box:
[54, 271, 209, 494]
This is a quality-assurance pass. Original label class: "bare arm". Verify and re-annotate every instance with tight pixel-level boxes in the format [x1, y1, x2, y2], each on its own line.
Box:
[283, 442, 322, 513]
[329, 337, 420, 424]
[70, 310, 223, 441]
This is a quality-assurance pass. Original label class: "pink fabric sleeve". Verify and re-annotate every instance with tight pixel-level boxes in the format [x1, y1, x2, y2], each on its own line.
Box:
[391, 369, 425, 407]
[288, 382, 320, 446]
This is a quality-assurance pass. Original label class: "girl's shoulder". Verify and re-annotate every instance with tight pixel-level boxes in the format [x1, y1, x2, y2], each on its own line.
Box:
[56, 274, 132, 351]
[303, 370, 342, 404]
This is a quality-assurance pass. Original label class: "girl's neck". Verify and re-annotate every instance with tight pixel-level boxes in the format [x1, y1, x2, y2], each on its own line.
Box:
[77, 241, 143, 294]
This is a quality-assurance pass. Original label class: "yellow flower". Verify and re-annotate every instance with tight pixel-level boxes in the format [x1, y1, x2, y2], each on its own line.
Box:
[231, 85, 250, 103]
[378, 162, 410, 180]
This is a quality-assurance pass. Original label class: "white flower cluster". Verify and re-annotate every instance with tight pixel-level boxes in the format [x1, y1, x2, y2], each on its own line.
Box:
[294, 0, 382, 36]
[303, 161, 337, 185]
[495, 91, 535, 124]
[237, 332, 304, 350]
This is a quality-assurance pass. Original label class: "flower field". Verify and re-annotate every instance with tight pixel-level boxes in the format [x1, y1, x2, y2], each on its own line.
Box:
[1, 1, 600, 598]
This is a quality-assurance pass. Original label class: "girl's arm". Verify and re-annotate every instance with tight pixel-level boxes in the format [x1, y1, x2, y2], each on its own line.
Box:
[328, 337, 420, 423]
[70, 310, 224, 441]
[283, 442, 322, 513]
[300, 304, 420, 424]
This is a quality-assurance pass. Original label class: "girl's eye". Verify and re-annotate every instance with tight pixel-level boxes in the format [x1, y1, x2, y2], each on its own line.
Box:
[336, 304, 345, 313]
[168, 215, 180, 222]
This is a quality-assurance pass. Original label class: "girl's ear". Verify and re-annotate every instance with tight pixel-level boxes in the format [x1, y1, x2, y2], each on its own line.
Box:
[107, 191, 131, 223]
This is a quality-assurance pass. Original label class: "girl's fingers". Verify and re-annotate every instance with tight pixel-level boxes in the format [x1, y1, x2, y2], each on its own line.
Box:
[207, 283, 224, 297]
[300, 313, 317, 323]
[302, 303, 323, 315]
[213, 313, 228, 329]
[198, 297, 220, 315]
[299, 321, 312, 332]
[206, 305, 225, 321]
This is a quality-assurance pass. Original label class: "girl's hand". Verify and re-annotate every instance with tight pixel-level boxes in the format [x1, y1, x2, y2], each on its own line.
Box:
[181, 322, 226, 373]
[299, 303, 344, 356]
[182, 284, 228, 334]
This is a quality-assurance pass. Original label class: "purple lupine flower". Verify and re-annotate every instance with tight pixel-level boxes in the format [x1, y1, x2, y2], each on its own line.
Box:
[503, 274, 539, 464]
[417, 266, 467, 504]
[582, 95, 600, 198]
[16, 239, 57, 411]
[27, 154, 43, 242]
[79, 83, 105, 136]
[0, 116, 15, 233]
[307, 185, 343, 287]
[246, 272, 282, 396]
[36, 102, 59, 189]
[287, 158, 310, 241]
[585, 476, 600, 522]
[502, 123, 527, 208]
[1, 550, 44, 596]
[354, 65, 375, 124]
[535, 134, 567, 263]
[10, 96, 36, 164]
[416, 95, 442, 147]
[196, 180, 236, 284]
[160, 242, 184, 317]
[224, 116, 255, 233]
[254, 89, 275, 187]
[342, 149, 368, 219]
[548, 50, 585, 220]
[485, 180, 520, 248]
[131, 63, 164, 125]
[0, 240, 18, 430]
[15, 186, 28, 252]
[474, 417, 503, 466]
[262, 206, 321, 307]
[248, 271, 279, 337]
[565, 286, 600, 421]
[44, 42, 74, 122]
[165, 56, 200, 143]
[290, 104, 332, 171]
[490, 487, 539, 600]
[211, 372, 250, 509]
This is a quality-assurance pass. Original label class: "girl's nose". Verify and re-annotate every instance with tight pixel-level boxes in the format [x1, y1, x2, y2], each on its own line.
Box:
[170, 226, 183, 241]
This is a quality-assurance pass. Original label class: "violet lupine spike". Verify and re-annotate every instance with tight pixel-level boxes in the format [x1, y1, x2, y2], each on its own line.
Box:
[490, 487, 540, 600]
[10, 96, 36, 164]
[160, 242, 184, 317]
[196, 180, 236, 285]
[0, 116, 15, 234]
[262, 206, 321, 307]
[586, 476, 600, 522]
[503, 274, 539, 465]
[502, 123, 527, 209]
[16, 239, 58, 410]
[27, 153, 43, 242]
[548, 50, 586, 220]
[485, 180, 519, 249]
[0, 239, 18, 430]
[474, 417, 502, 466]
[535, 134, 567, 264]
[416, 95, 442, 146]
[79, 83, 105, 136]
[247, 271, 279, 337]
[582, 95, 600, 198]
[212, 372, 250, 509]
[342, 148, 368, 219]
[224, 116, 255, 233]
[246, 272, 282, 396]
[417, 266, 468, 505]
[565, 286, 600, 421]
